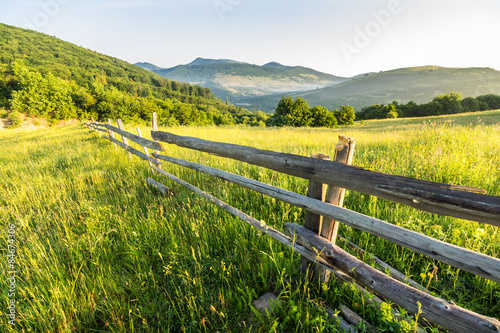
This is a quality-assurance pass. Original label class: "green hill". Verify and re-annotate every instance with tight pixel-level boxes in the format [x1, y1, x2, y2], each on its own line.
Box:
[0, 23, 266, 126]
[243, 66, 500, 112]
[136, 58, 348, 101]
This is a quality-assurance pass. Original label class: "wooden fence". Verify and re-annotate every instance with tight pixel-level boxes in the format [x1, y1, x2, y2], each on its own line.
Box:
[83, 115, 500, 333]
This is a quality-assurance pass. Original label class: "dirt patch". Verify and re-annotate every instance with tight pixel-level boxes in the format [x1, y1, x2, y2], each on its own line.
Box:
[0, 118, 9, 129]
[56, 118, 79, 126]
[0, 113, 79, 130]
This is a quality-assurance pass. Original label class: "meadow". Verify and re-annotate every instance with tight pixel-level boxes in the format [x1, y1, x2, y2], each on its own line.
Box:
[0, 110, 499, 332]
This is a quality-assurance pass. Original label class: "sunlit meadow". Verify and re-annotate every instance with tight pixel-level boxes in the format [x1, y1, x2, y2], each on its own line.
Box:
[1, 110, 499, 332]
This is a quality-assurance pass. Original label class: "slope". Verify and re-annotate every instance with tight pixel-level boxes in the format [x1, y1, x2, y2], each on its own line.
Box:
[0, 23, 264, 125]
[136, 58, 349, 101]
[243, 66, 500, 112]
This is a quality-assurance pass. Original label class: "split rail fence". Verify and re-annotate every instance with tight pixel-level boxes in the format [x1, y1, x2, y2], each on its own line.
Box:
[84, 115, 500, 333]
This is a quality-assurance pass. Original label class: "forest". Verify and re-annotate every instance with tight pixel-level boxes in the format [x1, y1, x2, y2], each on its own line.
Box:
[356, 91, 500, 120]
[0, 23, 268, 126]
[265, 96, 355, 127]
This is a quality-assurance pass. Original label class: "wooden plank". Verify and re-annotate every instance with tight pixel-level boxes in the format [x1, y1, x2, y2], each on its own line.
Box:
[340, 305, 376, 331]
[301, 153, 330, 275]
[105, 123, 164, 152]
[153, 154, 500, 282]
[150, 165, 499, 333]
[116, 119, 130, 158]
[145, 177, 171, 195]
[322, 135, 356, 242]
[108, 119, 117, 149]
[322, 304, 358, 333]
[151, 152, 500, 284]
[284, 223, 500, 333]
[109, 137, 161, 166]
[95, 126, 108, 133]
[320, 135, 356, 283]
[337, 235, 427, 293]
[329, 267, 427, 333]
[137, 127, 153, 170]
[152, 112, 162, 168]
[151, 131, 500, 226]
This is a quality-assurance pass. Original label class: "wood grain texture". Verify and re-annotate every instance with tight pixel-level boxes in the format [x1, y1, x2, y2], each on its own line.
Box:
[149, 163, 499, 332]
[285, 223, 500, 333]
[104, 124, 164, 151]
[151, 131, 500, 226]
[109, 137, 161, 165]
[151, 152, 500, 284]
[145, 177, 171, 195]
[301, 154, 330, 275]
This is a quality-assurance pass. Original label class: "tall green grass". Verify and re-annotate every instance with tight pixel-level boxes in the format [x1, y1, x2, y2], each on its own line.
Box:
[0, 110, 499, 332]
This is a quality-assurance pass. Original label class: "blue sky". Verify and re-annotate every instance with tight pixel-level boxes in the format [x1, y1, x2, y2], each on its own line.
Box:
[1, 0, 500, 77]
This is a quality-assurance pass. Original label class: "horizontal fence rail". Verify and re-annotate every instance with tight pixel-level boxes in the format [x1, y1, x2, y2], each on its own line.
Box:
[151, 131, 500, 227]
[151, 153, 500, 284]
[84, 119, 500, 333]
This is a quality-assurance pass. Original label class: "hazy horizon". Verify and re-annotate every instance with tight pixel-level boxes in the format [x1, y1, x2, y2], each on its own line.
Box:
[1, 0, 500, 77]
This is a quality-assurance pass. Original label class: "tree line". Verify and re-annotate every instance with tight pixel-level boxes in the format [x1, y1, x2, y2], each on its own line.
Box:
[1, 61, 268, 126]
[356, 92, 500, 120]
[265, 96, 355, 127]
[0, 23, 268, 126]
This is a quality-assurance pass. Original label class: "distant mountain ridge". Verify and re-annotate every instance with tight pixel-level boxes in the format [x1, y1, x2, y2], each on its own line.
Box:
[135, 58, 349, 101]
[240, 66, 500, 112]
[187, 57, 243, 66]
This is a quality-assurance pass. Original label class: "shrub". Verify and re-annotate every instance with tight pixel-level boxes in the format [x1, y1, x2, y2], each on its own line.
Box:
[8, 110, 22, 128]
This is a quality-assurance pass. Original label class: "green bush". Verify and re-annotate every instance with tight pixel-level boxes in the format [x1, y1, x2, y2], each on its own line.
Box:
[8, 110, 22, 128]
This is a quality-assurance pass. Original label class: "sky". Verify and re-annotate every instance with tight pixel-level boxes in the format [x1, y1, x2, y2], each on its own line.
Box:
[1, 0, 500, 77]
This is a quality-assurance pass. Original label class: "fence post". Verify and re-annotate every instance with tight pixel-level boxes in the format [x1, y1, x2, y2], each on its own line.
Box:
[136, 127, 153, 171]
[319, 135, 356, 282]
[90, 117, 96, 131]
[300, 153, 331, 276]
[116, 119, 131, 158]
[152, 113, 161, 169]
[108, 119, 117, 149]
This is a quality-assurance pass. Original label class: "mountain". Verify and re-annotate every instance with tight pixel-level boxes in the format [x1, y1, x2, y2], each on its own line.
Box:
[135, 59, 349, 101]
[187, 57, 243, 66]
[263, 62, 294, 70]
[0, 23, 266, 126]
[241, 66, 500, 112]
[134, 62, 164, 71]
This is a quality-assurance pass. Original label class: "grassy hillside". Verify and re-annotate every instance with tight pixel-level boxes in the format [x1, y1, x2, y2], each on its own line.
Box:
[244, 66, 500, 112]
[137, 59, 348, 101]
[1, 111, 498, 331]
[0, 23, 265, 125]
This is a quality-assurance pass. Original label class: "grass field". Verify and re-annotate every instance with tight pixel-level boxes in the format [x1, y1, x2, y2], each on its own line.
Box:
[1, 110, 499, 332]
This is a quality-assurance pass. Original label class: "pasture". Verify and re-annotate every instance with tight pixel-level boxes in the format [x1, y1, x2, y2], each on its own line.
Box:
[0, 110, 499, 332]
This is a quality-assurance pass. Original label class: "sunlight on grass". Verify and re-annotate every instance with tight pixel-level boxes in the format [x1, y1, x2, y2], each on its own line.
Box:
[1, 111, 499, 331]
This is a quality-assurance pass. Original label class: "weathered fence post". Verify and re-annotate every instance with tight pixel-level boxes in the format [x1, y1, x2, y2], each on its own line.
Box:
[136, 127, 153, 171]
[108, 119, 117, 149]
[300, 153, 331, 276]
[152, 113, 161, 169]
[90, 117, 96, 131]
[116, 119, 131, 158]
[319, 135, 356, 282]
